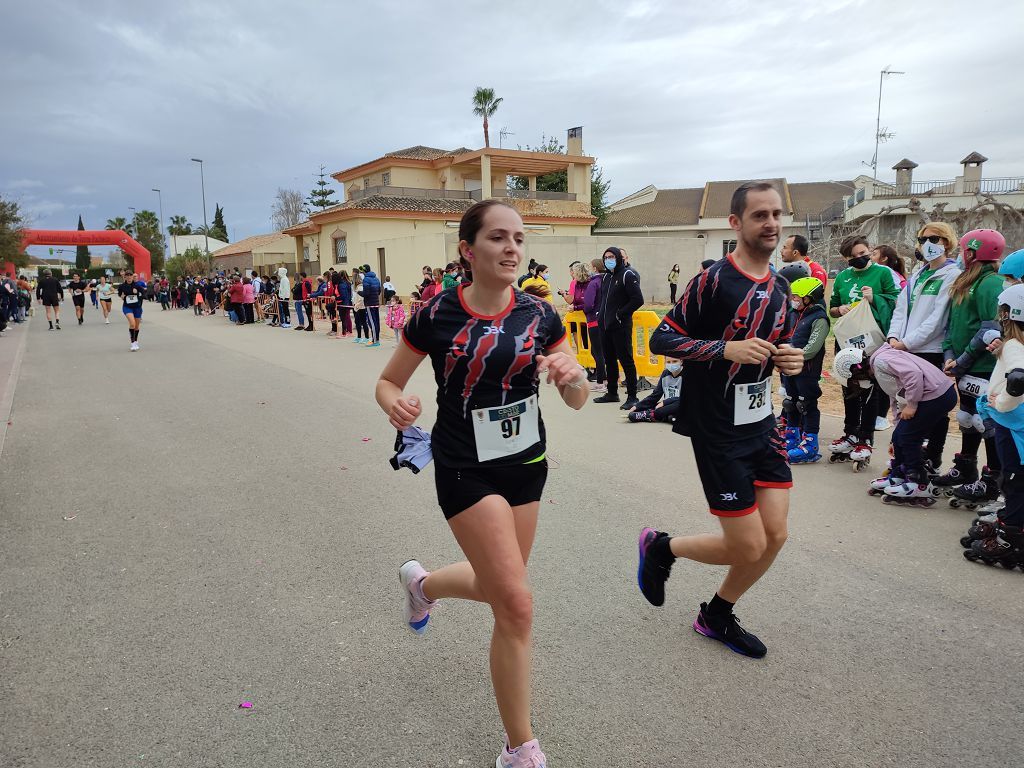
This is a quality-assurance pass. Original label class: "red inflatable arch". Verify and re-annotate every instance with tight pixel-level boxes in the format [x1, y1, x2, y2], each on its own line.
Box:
[17, 229, 151, 279]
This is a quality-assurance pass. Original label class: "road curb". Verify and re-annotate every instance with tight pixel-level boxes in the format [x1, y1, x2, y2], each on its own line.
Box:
[0, 319, 30, 458]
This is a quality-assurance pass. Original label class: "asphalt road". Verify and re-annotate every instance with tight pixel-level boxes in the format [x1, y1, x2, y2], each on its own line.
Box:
[1, 305, 1021, 768]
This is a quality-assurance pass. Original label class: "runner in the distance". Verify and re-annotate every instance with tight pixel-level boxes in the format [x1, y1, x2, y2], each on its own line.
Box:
[376, 199, 587, 768]
[118, 271, 145, 351]
[96, 275, 115, 323]
[637, 181, 804, 659]
[68, 272, 89, 325]
[35, 268, 63, 330]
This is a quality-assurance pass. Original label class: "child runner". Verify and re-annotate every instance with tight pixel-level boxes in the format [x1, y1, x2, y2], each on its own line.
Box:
[376, 199, 587, 767]
[118, 271, 145, 351]
[842, 344, 957, 505]
[68, 272, 88, 325]
[636, 181, 804, 659]
[624, 356, 683, 423]
[967, 284, 1024, 566]
[781, 276, 828, 464]
[384, 294, 406, 347]
[97, 275, 115, 324]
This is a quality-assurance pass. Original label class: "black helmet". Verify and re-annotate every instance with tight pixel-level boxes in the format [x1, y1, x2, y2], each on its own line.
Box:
[778, 261, 811, 285]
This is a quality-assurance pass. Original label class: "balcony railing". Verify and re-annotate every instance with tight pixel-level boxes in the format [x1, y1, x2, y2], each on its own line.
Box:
[865, 177, 1024, 200]
[968, 177, 1024, 194]
[470, 189, 577, 202]
[350, 185, 473, 201]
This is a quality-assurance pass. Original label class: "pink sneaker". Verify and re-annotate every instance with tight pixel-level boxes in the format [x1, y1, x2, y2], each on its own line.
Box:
[399, 560, 435, 635]
[497, 738, 547, 767]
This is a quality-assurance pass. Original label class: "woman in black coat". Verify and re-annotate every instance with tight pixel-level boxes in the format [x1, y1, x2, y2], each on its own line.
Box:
[593, 246, 644, 410]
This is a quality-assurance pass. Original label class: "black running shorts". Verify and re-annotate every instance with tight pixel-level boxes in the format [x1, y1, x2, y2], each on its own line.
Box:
[42, 299, 59, 307]
[434, 460, 548, 520]
[72, 296, 85, 306]
[691, 426, 792, 517]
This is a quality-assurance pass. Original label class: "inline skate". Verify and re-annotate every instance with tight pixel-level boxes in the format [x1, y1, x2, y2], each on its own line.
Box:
[950, 467, 1001, 510]
[959, 507, 1003, 549]
[788, 433, 821, 464]
[868, 461, 903, 496]
[783, 425, 802, 453]
[882, 470, 940, 508]
[963, 523, 1024, 571]
[931, 453, 977, 498]
[829, 435, 870, 472]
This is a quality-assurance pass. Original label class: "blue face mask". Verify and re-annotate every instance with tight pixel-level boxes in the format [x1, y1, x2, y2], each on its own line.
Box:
[665, 363, 682, 375]
[604, 258, 617, 271]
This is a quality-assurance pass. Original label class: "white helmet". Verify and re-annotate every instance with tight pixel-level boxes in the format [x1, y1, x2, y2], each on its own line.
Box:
[832, 347, 865, 381]
[998, 283, 1024, 322]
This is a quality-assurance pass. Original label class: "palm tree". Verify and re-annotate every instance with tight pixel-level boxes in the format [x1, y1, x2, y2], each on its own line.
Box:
[472, 87, 503, 148]
[167, 215, 191, 236]
[105, 217, 133, 237]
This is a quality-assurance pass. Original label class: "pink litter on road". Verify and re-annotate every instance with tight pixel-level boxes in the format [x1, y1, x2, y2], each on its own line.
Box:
[239, 701, 253, 709]
[361, 437, 371, 442]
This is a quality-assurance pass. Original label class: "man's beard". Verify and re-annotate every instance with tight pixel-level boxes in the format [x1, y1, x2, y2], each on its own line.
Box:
[742, 232, 777, 257]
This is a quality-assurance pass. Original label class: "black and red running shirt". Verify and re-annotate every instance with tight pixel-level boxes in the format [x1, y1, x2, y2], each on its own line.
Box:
[403, 284, 567, 468]
[650, 255, 792, 441]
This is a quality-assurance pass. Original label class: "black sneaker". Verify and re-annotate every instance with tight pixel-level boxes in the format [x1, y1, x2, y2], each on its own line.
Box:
[693, 603, 767, 658]
[620, 397, 640, 411]
[637, 528, 673, 606]
[593, 393, 620, 404]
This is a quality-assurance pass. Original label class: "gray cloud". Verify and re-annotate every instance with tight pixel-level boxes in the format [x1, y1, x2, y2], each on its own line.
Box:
[2, 0, 1021, 252]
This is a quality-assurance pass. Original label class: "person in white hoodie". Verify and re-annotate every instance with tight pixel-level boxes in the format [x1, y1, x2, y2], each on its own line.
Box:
[276, 267, 292, 328]
[885, 222, 961, 470]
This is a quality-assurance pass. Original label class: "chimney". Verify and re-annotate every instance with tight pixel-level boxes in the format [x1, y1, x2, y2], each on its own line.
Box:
[567, 126, 583, 156]
[892, 158, 918, 194]
[960, 151, 987, 193]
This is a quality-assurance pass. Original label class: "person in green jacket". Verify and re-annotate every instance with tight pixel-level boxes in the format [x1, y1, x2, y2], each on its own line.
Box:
[828, 234, 900, 463]
[932, 228, 1008, 501]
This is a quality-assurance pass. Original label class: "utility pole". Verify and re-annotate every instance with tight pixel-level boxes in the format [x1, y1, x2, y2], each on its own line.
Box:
[191, 158, 209, 255]
[870, 67, 905, 180]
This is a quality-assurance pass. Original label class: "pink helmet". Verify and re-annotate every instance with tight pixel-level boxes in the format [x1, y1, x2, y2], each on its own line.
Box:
[960, 229, 1006, 263]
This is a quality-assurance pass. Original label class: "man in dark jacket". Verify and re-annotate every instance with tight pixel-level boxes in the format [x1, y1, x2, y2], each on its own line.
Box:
[36, 269, 64, 330]
[593, 246, 644, 409]
[359, 264, 382, 346]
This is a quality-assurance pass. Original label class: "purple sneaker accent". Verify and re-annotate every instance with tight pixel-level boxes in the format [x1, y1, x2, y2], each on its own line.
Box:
[637, 527, 672, 606]
[399, 560, 435, 635]
[693, 603, 767, 659]
[496, 738, 547, 768]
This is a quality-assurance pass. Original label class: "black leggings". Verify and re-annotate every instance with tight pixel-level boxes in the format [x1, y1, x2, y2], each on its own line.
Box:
[588, 323, 605, 383]
[601, 323, 637, 398]
[355, 308, 368, 338]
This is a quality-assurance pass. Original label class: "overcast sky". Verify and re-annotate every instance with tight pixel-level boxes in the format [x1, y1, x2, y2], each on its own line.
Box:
[3, 0, 1022, 256]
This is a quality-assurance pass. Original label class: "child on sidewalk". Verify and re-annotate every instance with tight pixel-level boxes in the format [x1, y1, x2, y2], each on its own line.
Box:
[779, 276, 829, 463]
[384, 295, 406, 347]
[838, 343, 957, 505]
[624, 357, 682, 423]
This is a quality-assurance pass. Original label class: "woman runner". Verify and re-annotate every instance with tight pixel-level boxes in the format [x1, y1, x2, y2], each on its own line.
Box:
[96, 275, 115, 324]
[376, 199, 587, 767]
[118, 270, 145, 351]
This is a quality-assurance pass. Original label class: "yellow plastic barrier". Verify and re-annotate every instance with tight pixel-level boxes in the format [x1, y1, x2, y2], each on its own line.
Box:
[631, 310, 666, 379]
[563, 310, 596, 368]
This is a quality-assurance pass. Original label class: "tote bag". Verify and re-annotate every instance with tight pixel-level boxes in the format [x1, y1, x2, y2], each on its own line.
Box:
[833, 299, 885, 354]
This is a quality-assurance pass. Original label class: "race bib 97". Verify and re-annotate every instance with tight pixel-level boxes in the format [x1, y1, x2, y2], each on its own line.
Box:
[471, 395, 540, 462]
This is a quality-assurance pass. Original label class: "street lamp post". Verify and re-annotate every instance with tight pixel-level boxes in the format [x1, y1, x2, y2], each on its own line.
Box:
[151, 188, 166, 262]
[870, 67, 905, 180]
[191, 158, 209, 255]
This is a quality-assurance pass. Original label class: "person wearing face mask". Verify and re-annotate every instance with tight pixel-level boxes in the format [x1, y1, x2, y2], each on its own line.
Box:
[932, 229, 1007, 507]
[593, 247, 644, 409]
[781, 276, 828, 464]
[519, 264, 553, 303]
[624, 356, 683, 423]
[886, 223, 961, 471]
[828, 235, 900, 464]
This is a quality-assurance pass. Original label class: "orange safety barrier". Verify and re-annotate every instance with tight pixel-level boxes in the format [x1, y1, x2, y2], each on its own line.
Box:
[563, 310, 596, 368]
[631, 310, 666, 380]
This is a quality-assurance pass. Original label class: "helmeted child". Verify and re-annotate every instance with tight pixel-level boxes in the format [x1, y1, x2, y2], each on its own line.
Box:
[849, 344, 957, 505]
[625, 356, 682, 423]
[778, 269, 828, 463]
[966, 283, 1024, 568]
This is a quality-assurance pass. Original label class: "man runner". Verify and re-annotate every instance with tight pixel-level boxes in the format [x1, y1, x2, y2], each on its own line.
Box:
[637, 181, 804, 658]
[36, 269, 64, 330]
[68, 272, 89, 325]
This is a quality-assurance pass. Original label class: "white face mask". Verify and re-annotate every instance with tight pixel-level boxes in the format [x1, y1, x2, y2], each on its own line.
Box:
[665, 362, 682, 375]
[791, 299, 803, 311]
[923, 241, 946, 260]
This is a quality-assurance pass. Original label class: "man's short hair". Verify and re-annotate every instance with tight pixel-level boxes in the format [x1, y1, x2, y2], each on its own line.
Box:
[730, 181, 780, 218]
[789, 234, 809, 257]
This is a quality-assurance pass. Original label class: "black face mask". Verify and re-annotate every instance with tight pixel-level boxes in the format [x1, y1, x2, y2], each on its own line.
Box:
[848, 256, 869, 270]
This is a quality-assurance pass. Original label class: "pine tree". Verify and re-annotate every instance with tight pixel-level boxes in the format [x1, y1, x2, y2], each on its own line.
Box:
[211, 204, 228, 242]
[307, 165, 340, 211]
[75, 215, 91, 271]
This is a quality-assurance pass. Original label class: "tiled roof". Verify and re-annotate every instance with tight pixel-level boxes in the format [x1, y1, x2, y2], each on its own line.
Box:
[308, 194, 591, 221]
[384, 146, 459, 161]
[893, 158, 918, 170]
[701, 178, 788, 218]
[600, 187, 703, 229]
[787, 181, 853, 217]
[211, 232, 288, 258]
[961, 151, 988, 164]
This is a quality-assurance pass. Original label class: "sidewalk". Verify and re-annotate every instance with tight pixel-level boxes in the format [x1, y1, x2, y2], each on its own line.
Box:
[0, 317, 29, 457]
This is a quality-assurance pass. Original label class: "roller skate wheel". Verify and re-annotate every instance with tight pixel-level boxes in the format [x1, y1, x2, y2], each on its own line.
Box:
[853, 460, 866, 473]
[828, 454, 840, 464]
[964, 550, 980, 561]
[931, 486, 944, 497]
[960, 536, 973, 548]
[949, 498, 961, 508]
[868, 488, 883, 496]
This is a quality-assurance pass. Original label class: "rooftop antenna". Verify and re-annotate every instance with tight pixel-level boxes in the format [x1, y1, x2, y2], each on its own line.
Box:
[498, 126, 514, 148]
[864, 66, 905, 180]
